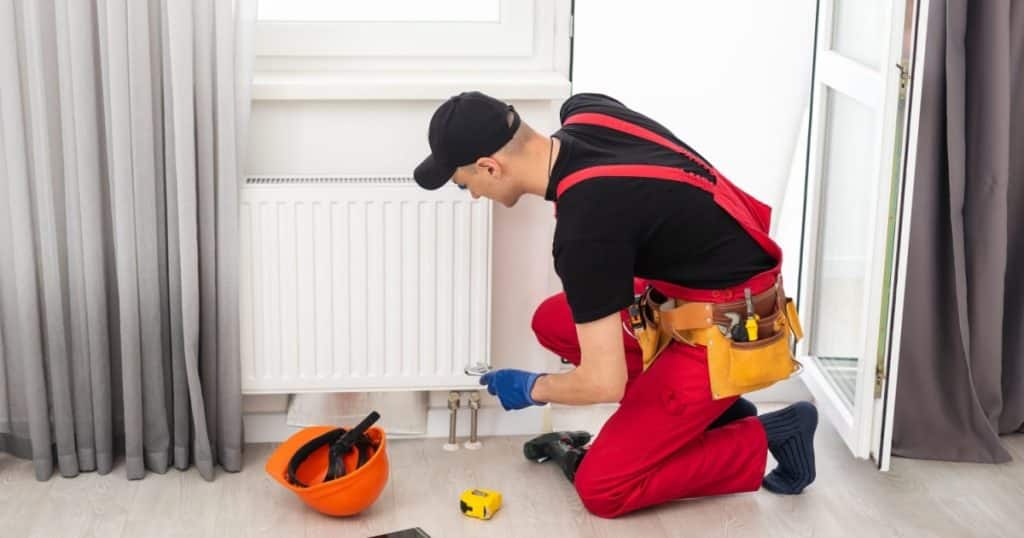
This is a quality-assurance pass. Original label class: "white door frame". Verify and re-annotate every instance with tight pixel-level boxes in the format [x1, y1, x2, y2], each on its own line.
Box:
[797, 0, 911, 459]
[875, 0, 931, 471]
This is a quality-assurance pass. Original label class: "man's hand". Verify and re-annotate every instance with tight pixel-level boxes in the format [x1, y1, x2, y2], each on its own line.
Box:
[479, 369, 546, 410]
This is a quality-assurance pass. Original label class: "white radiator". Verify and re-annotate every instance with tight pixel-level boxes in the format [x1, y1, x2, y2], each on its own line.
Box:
[239, 176, 492, 393]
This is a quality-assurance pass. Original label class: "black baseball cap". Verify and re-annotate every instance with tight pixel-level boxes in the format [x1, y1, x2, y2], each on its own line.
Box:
[414, 91, 521, 190]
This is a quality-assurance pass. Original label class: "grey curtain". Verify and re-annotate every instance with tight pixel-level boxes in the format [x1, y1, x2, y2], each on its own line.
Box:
[893, 0, 1024, 462]
[0, 0, 254, 480]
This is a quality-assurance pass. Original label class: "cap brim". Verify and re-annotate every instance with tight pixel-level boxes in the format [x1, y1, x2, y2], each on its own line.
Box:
[414, 155, 455, 190]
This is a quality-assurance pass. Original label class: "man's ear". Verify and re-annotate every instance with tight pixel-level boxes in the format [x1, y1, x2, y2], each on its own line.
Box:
[475, 157, 500, 177]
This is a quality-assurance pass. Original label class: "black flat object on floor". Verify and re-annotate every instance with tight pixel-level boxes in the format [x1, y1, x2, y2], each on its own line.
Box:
[368, 528, 431, 538]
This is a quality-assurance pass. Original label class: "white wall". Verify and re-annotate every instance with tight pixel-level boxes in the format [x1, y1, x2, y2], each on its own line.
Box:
[573, 0, 816, 213]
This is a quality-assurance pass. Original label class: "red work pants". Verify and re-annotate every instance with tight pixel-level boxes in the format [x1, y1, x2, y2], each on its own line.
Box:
[531, 279, 769, 518]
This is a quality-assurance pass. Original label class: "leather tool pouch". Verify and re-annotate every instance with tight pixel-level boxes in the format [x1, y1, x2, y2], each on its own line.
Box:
[647, 282, 805, 400]
[629, 289, 674, 371]
[702, 310, 801, 399]
[704, 294, 804, 399]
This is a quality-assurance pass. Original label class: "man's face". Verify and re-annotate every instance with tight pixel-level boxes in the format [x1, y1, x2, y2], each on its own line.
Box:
[451, 162, 521, 208]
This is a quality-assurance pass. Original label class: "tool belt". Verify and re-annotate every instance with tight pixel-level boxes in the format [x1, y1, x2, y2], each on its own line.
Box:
[628, 277, 804, 400]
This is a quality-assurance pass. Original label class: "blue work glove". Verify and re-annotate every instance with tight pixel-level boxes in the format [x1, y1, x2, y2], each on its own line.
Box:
[479, 369, 546, 411]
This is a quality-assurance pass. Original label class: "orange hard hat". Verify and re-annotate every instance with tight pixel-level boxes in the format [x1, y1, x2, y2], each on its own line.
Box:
[265, 412, 389, 517]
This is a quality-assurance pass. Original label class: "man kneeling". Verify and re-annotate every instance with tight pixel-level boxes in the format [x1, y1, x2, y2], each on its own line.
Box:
[413, 91, 818, 518]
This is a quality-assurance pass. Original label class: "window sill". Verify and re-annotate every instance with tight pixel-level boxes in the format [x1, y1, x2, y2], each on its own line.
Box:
[251, 71, 572, 101]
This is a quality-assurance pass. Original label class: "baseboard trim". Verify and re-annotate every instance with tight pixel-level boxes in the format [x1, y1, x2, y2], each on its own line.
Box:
[744, 378, 811, 403]
[244, 412, 303, 444]
[243, 379, 809, 444]
[244, 405, 548, 444]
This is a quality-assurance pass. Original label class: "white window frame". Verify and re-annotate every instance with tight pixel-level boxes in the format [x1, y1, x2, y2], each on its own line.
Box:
[252, 0, 572, 101]
[257, 0, 501, 24]
[257, 0, 529, 58]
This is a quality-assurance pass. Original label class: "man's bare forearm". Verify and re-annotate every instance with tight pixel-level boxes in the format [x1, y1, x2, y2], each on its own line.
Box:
[531, 364, 624, 405]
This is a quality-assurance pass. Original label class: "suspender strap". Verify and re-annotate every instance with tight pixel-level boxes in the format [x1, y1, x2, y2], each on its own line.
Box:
[563, 112, 717, 177]
[556, 164, 712, 200]
[557, 110, 782, 273]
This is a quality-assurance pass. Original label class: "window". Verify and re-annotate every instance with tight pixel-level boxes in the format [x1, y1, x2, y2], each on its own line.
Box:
[255, 0, 556, 67]
[258, 0, 500, 23]
[252, 0, 572, 100]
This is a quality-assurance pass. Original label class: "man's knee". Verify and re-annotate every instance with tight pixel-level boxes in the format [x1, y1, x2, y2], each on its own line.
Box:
[574, 463, 627, 519]
[531, 293, 573, 344]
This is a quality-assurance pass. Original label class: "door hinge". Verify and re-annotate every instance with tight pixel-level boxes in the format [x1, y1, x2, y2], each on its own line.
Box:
[874, 356, 886, 398]
[896, 61, 910, 91]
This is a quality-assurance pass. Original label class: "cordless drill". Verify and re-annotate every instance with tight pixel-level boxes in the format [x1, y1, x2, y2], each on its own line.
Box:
[523, 431, 592, 483]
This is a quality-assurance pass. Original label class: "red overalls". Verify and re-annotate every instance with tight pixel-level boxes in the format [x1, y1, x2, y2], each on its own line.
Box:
[531, 112, 782, 518]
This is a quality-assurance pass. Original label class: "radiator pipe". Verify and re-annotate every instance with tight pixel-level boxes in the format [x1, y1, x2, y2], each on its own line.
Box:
[464, 391, 482, 450]
[443, 391, 460, 451]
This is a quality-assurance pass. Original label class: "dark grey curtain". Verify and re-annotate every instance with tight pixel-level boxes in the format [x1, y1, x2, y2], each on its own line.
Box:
[0, 0, 254, 480]
[893, 0, 1024, 462]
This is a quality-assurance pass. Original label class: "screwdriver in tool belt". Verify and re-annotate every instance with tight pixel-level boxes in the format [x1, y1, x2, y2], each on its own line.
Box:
[744, 288, 759, 342]
[727, 312, 748, 342]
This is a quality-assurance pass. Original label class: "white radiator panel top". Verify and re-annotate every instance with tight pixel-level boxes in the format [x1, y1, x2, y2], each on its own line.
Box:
[240, 177, 492, 393]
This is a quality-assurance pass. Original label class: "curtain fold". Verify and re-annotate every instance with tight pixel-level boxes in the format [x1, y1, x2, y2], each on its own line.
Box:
[893, 0, 1024, 462]
[0, 0, 254, 481]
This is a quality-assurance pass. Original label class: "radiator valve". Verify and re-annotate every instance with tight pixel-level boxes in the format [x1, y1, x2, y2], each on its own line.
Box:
[443, 391, 460, 452]
[464, 391, 482, 450]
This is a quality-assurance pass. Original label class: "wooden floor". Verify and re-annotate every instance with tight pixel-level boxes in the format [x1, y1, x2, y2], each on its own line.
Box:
[2, 417, 1023, 538]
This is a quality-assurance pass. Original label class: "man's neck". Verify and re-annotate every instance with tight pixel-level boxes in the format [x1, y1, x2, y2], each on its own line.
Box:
[530, 135, 560, 198]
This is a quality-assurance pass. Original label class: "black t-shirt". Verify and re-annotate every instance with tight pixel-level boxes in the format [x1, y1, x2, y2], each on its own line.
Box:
[549, 93, 776, 323]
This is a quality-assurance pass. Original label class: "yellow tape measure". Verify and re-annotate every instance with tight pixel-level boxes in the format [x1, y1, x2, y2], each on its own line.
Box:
[459, 488, 502, 520]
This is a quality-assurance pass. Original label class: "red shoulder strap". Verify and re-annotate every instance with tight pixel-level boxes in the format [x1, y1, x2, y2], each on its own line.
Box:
[563, 112, 717, 178]
[557, 111, 781, 266]
[557, 112, 720, 201]
[556, 165, 712, 200]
